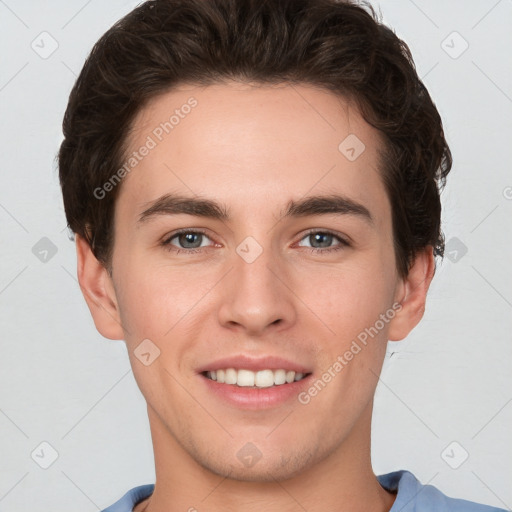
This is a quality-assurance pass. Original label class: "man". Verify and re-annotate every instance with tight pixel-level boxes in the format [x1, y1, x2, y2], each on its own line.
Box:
[58, 0, 506, 510]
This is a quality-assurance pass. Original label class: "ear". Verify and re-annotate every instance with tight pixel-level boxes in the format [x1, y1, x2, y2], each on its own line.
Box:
[75, 234, 125, 340]
[387, 246, 436, 341]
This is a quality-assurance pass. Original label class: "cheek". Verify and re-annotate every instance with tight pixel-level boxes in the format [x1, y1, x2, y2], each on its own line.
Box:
[296, 257, 396, 340]
[293, 266, 394, 429]
[114, 232, 397, 347]
[114, 257, 215, 338]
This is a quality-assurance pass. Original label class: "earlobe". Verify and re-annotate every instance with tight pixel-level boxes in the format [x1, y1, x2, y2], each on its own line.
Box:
[75, 234, 125, 340]
[387, 246, 436, 342]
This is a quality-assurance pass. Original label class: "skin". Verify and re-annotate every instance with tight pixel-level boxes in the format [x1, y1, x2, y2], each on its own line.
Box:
[76, 81, 435, 512]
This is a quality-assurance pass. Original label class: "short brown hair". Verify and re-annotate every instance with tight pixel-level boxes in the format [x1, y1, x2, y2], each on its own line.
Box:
[58, 0, 452, 278]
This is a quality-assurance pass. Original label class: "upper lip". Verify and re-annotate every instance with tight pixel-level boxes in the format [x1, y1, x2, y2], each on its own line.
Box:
[197, 354, 312, 374]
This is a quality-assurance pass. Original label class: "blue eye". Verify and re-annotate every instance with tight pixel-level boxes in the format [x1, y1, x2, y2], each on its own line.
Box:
[296, 230, 350, 253]
[162, 229, 212, 252]
[161, 229, 349, 254]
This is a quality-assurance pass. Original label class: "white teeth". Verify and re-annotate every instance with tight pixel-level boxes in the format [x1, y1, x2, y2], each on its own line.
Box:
[237, 369, 255, 387]
[254, 369, 274, 388]
[205, 368, 308, 388]
[274, 369, 286, 385]
[225, 368, 237, 384]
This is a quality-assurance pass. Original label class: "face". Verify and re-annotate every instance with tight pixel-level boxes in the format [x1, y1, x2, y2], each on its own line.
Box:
[80, 81, 431, 483]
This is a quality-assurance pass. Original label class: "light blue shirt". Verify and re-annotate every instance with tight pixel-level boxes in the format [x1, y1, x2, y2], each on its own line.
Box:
[101, 470, 508, 511]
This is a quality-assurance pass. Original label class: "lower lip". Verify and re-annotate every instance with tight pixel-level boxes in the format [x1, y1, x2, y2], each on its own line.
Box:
[199, 373, 313, 410]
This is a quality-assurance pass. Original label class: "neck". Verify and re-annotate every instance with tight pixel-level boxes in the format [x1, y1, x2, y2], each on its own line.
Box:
[136, 402, 395, 512]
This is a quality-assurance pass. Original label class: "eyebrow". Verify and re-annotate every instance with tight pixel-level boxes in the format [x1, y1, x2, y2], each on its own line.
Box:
[136, 193, 373, 226]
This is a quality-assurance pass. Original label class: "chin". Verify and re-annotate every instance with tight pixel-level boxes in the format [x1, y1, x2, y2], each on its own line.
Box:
[197, 445, 317, 483]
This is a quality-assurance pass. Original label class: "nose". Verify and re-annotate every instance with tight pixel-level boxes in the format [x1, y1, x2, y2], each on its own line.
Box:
[217, 241, 297, 335]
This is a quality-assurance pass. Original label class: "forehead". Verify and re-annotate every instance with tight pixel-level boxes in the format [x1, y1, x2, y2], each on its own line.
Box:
[117, 81, 390, 226]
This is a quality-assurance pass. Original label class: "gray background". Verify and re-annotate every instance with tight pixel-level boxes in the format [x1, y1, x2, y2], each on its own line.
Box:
[0, 0, 511, 510]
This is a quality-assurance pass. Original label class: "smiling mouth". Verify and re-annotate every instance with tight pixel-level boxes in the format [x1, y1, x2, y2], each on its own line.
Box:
[202, 368, 311, 388]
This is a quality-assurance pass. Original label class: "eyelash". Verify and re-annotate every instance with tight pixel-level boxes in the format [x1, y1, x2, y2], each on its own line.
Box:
[160, 228, 350, 255]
